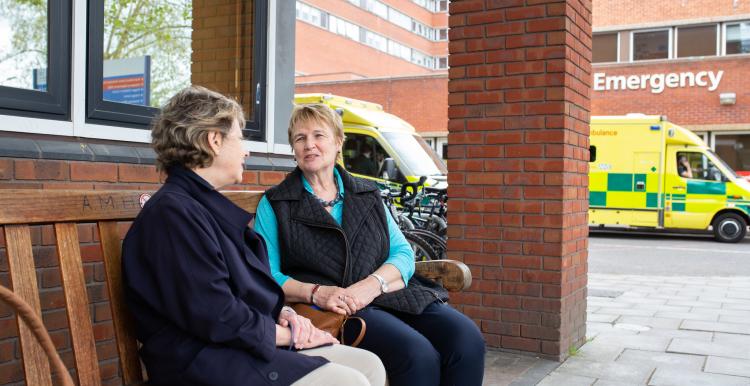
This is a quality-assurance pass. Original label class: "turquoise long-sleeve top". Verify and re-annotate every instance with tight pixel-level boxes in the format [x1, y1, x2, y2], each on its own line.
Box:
[254, 168, 414, 288]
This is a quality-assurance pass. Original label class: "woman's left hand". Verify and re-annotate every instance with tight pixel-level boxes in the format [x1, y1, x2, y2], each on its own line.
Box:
[278, 307, 314, 349]
[346, 279, 380, 310]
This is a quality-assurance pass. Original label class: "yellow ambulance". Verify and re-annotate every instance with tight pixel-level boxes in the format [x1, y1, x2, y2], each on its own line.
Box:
[589, 114, 750, 242]
[294, 94, 447, 189]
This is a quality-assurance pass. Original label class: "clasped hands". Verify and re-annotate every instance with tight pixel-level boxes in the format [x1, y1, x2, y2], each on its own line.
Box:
[313, 280, 380, 316]
[278, 307, 338, 350]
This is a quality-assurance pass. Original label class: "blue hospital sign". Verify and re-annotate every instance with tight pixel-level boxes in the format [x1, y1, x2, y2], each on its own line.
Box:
[102, 56, 151, 106]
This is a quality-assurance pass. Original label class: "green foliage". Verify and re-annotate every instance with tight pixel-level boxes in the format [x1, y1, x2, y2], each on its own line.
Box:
[1, 0, 192, 106]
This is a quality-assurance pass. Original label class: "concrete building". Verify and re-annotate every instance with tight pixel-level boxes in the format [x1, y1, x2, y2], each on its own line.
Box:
[298, 1, 750, 173]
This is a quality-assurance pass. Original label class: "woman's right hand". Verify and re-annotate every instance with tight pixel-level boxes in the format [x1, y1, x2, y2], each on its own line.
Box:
[313, 285, 360, 315]
[301, 328, 339, 349]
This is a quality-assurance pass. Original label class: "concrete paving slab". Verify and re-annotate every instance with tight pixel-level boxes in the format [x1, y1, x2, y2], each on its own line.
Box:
[667, 338, 750, 360]
[680, 320, 750, 334]
[589, 335, 671, 352]
[537, 372, 597, 386]
[704, 356, 750, 378]
[719, 315, 747, 324]
[587, 322, 639, 337]
[593, 380, 646, 386]
[690, 307, 750, 317]
[648, 367, 749, 386]
[616, 316, 682, 329]
[596, 307, 657, 317]
[646, 293, 697, 301]
[697, 296, 750, 305]
[572, 339, 627, 363]
[666, 300, 723, 309]
[632, 304, 691, 313]
[722, 303, 750, 311]
[616, 297, 668, 305]
[615, 348, 705, 371]
[712, 332, 750, 347]
[653, 311, 718, 322]
[588, 313, 620, 323]
[636, 327, 714, 341]
[555, 357, 654, 384]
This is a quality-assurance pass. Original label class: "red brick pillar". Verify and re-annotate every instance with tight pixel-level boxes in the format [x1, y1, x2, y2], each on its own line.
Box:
[447, 0, 591, 361]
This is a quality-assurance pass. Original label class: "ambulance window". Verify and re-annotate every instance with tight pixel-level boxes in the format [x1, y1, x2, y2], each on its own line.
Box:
[343, 133, 388, 178]
[678, 152, 725, 182]
[589, 146, 597, 162]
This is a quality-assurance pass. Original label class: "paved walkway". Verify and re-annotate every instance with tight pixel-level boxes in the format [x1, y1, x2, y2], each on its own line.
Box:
[483, 273, 750, 385]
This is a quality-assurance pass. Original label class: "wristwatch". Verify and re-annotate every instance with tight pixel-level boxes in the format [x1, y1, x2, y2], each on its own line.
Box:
[369, 273, 388, 294]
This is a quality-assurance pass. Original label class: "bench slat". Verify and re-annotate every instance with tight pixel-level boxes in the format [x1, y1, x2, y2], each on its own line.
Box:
[55, 223, 101, 386]
[0, 190, 263, 225]
[5, 225, 54, 386]
[415, 260, 472, 291]
[98, 221, 144, 385]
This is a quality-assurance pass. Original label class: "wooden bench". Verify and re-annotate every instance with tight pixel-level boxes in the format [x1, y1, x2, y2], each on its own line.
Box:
[0, 189, 471, 385]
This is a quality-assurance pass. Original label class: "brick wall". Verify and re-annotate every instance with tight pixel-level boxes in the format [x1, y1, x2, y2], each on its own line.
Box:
[447, 0, 591, 361]
[592, 57, 750, 127]
[0, 158, 285, 385]
[295, 75, 449, 135]
[593, 0, 750, 28]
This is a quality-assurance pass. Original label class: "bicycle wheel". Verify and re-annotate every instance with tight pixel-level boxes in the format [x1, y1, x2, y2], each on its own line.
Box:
[403, 231, 440, 262]
[407, 229, 447, 260]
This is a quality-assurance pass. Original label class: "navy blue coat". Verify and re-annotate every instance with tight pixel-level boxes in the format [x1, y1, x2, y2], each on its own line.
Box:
[122, 166, 327, 385]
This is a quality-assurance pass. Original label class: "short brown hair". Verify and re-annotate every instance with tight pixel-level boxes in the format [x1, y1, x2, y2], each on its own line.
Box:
[288, 103, 345, 146]
[151, 86, 244, 172]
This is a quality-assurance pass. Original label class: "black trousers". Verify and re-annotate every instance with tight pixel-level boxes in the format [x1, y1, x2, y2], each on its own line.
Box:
[344, 301, 485, 386]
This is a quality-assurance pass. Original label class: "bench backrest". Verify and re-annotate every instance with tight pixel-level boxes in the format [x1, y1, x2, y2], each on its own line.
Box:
[0, 189, 262, 386]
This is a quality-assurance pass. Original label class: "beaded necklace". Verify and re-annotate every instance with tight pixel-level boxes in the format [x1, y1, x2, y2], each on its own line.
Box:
[314, 181, 343, 207]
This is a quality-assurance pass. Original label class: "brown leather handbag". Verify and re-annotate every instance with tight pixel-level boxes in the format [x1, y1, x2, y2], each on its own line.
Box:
[290, 303, 367, 347]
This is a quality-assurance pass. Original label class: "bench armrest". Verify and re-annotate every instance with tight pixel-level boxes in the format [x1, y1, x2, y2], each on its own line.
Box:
[414, 260, 472, 292]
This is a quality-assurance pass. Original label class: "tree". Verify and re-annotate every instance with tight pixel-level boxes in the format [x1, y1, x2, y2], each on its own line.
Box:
[0, 0, 192, 107]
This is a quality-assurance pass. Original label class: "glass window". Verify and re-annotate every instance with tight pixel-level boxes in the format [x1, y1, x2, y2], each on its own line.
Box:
[437, 57, 448, 69]
[388, 40, 411, 60]
[297, 2, 326, 28]
[677, 152, 727, 182]
[438, 28, 448, 41]
[714, 134, 750, 173]
[0, 0, 70, 120]
[633, 30, 670, 61]
[0, 1, 48, 90]
[726, 22, 750, 55]
[88, 0, 267, 139]
[364, 31, 387, 52]
[592, 33, 618, 63]
[388, 9, 411, 30]
[343, 133, 387, 178]
[381, 132, 447, 176]
[677, 25, 717, 57]
[439, 0, 449, 12]
[365, 0, 388, 18]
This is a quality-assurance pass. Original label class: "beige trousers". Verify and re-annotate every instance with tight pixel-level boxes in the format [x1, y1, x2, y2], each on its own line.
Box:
[292, 344, 387, 386]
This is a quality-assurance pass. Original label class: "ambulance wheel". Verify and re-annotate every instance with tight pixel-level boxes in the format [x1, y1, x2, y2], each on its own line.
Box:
[712, 213, 747, 243]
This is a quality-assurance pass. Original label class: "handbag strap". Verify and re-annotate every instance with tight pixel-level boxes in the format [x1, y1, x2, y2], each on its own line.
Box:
[340, 316, 367, 347]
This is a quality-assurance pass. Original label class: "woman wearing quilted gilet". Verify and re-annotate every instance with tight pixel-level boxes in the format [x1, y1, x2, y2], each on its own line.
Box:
[255, 103, 486, 386]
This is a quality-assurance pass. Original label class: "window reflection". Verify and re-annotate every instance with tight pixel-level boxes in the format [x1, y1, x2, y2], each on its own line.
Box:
[0, 0, 48, 91]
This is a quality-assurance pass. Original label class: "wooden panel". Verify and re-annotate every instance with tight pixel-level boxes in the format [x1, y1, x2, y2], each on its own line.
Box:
[0, 190, 263, 225]
[98, 221, 143, 385]
[5, 225, 53, 386]
[415, 260, 473, 292]
[54, 223, 101, 386]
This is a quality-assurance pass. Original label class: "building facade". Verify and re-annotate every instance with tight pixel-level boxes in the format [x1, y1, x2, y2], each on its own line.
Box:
[297, 1, 750, 173]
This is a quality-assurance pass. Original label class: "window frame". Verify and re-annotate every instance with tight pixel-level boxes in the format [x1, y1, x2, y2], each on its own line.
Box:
[630, 28, 673, 62]
[85, 0, 267, 141]
[675, 23, 719, 58]
[592, 32, 620, 64]
[722, 20, 750, 56]
[0, 0, 72, 121]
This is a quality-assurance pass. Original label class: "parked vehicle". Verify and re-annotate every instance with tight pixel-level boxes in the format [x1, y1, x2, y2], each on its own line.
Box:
[294, 94, 447, 189]
[589, 114, 750, 243]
